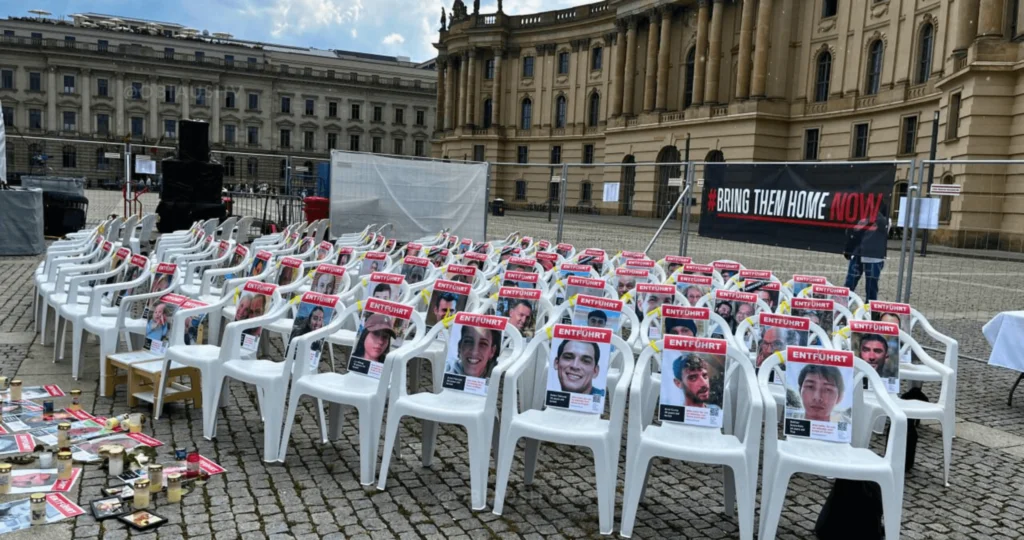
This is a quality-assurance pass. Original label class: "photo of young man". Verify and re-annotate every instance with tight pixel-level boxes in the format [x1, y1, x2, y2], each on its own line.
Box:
[850, 319, 901, 393]
[555, 340, 603, 396]
[783, 347, 854, 443]
[426, 280, 471, 328]
[658, 336, 728, 428]
[545, 326, 612, 414]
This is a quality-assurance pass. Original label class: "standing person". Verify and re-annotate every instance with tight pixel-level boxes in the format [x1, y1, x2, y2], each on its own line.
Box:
[843, 205, 888, 301]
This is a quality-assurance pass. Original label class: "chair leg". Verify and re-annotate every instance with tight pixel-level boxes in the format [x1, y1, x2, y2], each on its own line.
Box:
[70, 324, 85, 380]
[375, 409, 403, 491]
[326, 402, 343, 442]
[619, 450, 653, 539]
[723, 465, 736, 518]
[203, 372, 227, 440]
[757, 466, 792, 540]
[262, 387, 285, 463]
[491, 431, 521, 516]
[466, 421, 491, 511]
[53, 315, 66, 363]
[592, 445, 617, 535]
[97, 335, 116, 398]
[523, 438, 541, 485]
[357, 404, 378, 486]
[941, 417, 953, 487]
[39, 301, 49, 345]
[421, 420, 438, 467]
[880, 478, 904, 540]
[51, 308, 63, 350]
[277, 387, 304, 462]
[154, 361, 172, 420]
[733, 463, 755, 540]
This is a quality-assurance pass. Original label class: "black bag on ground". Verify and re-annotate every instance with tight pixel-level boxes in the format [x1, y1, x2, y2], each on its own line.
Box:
[815, 479, 884, 540]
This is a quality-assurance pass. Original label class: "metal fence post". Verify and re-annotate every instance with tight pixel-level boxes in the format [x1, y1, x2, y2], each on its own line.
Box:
[680, 161, 696, 256]
[895, 160, 917, 302]
[556, 163, 569, 243]
[483, 162, 491, 240]
[903, 160, 927, 302]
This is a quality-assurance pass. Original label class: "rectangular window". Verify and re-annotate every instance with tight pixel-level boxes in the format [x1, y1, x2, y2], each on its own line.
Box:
[473, 145, 485, 162]
[281, 96, 291, 113]
[97, 78, 108, 97]
[62, 111, 76, 131]
[247, 57, 257, 67]
[591, 47, 603, 70]
[900, 115, 918, 155]
[349, 134, 360, 151]
[351, 103, 361, 120]
[29, 109, 42, 129]
[31, 32, 42, 44]
[131, 117, 144, 137]
[303, 67, 312, 77]
[485, 59, 495, 80]
[131, 82, 142, 100]
[280, 64, 289, 74]
[517, 145, 528, 164]
[224, 55, 234, 67]
[63, 75, 75, 93]
[280, 129, 291, 148]
[195, 51, 204, 63]
[515, 181, 527, 201]
[328, 102, 338, 118]
[558, 52, 570, 75]
[97, 39, 108, 52]
[415, 139, 425, 157]
[29, 72, 41, 91]
[0, 107, 11, 127]
[804, 128, 820, 160]
[583, 144, 595, 164]
[304, 131, 314, 150]
[326, 69, 335, 79]
[373, 106, 382, 122]
[416, 110, 425, 126]
[225, 91, 236, 108]
[947, 92, 961, 139]
[164, 47, 175, 59]
[96, 114, 110, 135]
[195, 87, 206, 106]
[822, 0, 838, 18]
[372, 137, 382, 153]
[165, 85, 176, 103]
[393, 139, 404, 155]
[64, 36, 75, 44]
[852, 123, 869, 158]
[550, 145, 562, 164]
[164, 119, 176, 138]
[248, 93, 259, 111]
[0, 69, 12, 89]
[247, 126, 259, 145]
[305, 99, 315, 116]
[224, 124, 236, 144]
[3, 30, 14, 37]
[327, 133, 338, 150]
[395, 108, 404, 124]
[522, 56, 535, 78]
[582, 182, 593, 202]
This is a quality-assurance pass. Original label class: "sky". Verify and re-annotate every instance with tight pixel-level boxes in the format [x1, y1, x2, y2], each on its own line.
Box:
[3, 0, 594, 63]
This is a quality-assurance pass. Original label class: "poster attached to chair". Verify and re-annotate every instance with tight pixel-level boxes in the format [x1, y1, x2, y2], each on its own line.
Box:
[144, 263, 177, 317]
[495, 287, 541, 338]
[112, 255, 149, 307]
[310, 264, 345, 295]
[400, 256, 430, 284]
[572, 295, 623, 333]
[791, 298, 835, 343]
[289, 292, 340, 372]
[235, 282, 276, 351]
[360, 251, 388, 276]
[426, 280, 471, 328]
[850, 320, 901, 394]
[784, 347, 855, 443]
[657, 305, 710, 340]
[868, 301, 913, 364]
[545, 325, 612, 414]
[442, 313, 508, 396]
[144, 294, 187, 355]
[676, 274, 713, 307]
[347, 298, 412, 379]
[659, 336, 729, 428]
[276, 257, 303, 288]
[756, 313, 810, 369]
[364, 272, 404, 303]
[698, 162, 895, 258]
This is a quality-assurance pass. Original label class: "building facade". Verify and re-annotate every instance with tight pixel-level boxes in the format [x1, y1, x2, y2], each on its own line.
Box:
[435, 0, 1024, 248]
[0, 13, 437, 189]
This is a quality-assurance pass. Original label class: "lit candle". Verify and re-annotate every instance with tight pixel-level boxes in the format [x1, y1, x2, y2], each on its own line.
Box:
[133, 479, 151, 508]
[57, 422, 71, 449]
[30, 493, 46, 525]
[166, 473, 182, 503]
[9, 380, 22, 402]
[106, 446, 124, 477]
[129, 413, 142, 434]
[57, 451, 73, 480]
[147, 464, 163, 493]
[69, 389, 82, 411]
[0, 463, 11, 495]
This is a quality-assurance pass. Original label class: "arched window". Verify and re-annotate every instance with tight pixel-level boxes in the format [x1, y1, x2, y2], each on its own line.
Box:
[684, 47, 696, 108]
[917, 23, 934, 84]
[866, 40, 884, 95]
[705, 149, 725, 163]
[515, 179, 527, 201]
[815, 51, 832, 103]
[588, 92, 600, 127]
[520, 98, 532, 129]
[554, 96, 567, 129]
[62, 145, 77, 168]
[246, 157, 258, 178]
[482, 98, 493, 129]
[96, 147, 110, 170]
[224, 156, 236, 177]
[939, 174, 954, 223]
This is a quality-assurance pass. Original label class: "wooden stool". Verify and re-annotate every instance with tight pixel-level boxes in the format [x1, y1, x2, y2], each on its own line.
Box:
[128, 359, 203, 411]
[104, 351, 163, 400]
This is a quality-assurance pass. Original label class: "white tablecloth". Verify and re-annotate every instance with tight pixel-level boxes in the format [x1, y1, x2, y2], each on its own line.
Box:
[984, 311, 1024, 373]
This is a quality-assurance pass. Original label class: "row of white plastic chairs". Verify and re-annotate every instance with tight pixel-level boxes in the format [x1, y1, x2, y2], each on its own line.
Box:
[33, 221, 957, 539]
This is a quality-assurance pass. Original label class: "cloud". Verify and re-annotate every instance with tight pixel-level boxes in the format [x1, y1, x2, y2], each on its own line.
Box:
[351, 28, 358, 38]
[237, 0, 365, 37]
[382, 33, 405, 45]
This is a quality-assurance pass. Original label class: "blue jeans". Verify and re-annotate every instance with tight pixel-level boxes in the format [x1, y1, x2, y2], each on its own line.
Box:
[844, 257, 884, 301]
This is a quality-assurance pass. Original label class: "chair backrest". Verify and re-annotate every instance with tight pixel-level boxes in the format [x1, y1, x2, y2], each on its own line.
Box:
[640, 304, 737, 347]
[233, 216, 254, 244]
[734, 313, 834, 370]
[217, 216, 239, 241]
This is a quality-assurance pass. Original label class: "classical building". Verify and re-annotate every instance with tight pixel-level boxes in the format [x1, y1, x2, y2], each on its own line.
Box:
[0, 12, 437, 188]
[435, 0, 1024, 248]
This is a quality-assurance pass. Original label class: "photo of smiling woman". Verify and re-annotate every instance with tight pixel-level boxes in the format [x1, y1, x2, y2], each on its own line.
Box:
[444, 324, 502, 380]
[352, 313, 399, 365]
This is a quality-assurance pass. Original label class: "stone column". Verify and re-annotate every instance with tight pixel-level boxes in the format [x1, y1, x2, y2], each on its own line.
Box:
[436, 58, 447, 129]
[622, 17, 639, 116]
[978, 0, 1006, 38]
[458, 53, 468, 127]
[751, 0, 774, 98]
[46, 67, 57, 131]
[693, 0, 710, 105]
[81, 69, 91, 134]
[211, 79, 221, 143]
[611, 21, 626, 117]
[115, 75, 125, 136]
[704, 0, 725, 104]
[954, 1, 980, 53]
[493, 48, 504, 126]
[735, 0, 756, 99]
[443, 60, 455, 130]
[655, 7, 672, 111]
[466, 49, 477, 127]
[148, 76, 159, 138]
[182, 79, 191, 120]
[642, 11, 660, 113]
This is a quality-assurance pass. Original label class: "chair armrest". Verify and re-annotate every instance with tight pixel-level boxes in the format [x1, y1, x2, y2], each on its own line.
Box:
[90, 269, 153, 317]
[214, 301, 291, 360]
[67, 267, 121, 300]
[388, 324, 446, 402]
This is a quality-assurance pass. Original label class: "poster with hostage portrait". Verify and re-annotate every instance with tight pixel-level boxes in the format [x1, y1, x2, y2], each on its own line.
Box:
[683, 263, 715, 279]
[288, 292, 340, 372]
[495, 287, 541, 339]
[310, 264, 346, 295]
[400, 256, 430, 285]
[112, 255, 148, 307]
[426, 279, 472, 328]
[869, 301, 913, 364]
[235, 282, 277, 351]
[506, 256, 538, 275]
[360, 251, 389, 277]
[214, 245, 248, 289]
[545, 325, 613, 414]
[624, 257, 656, 275]
[364, 272, 404, 303]
[442, 313, 508, 396]
[614, 267, 650, 299]
[561, 276, 607, 319]
[792, 274, 828, 299]
[347, 299, 412, 379]
[636, 283, 676, 319]
[144, 294, 186, 355]
[461, 251, 488, 272]
[714, 261, 742, 283]
[457, 238, 473, 255]
[784, 347, 855, 443]
[180, 299, 210, 346]
[555, 243, 574, 259]
[677, 274, 713, 307]
[791, 298, 835, 343]
[536, 251, 558, 272]
[405, 242, 423, 259]
[656, 305, 710, 340]
[498, 245, 520, 263]
[756, 314, 811, 380]
[659, 336, 729, 428]
[276, 257, 303, 289]
[577, 252, 605, 274]
[663, 255, 692, 279]
[143, 263, 177, 318]
[445, 263, 477, 285]
[572, 295, 624, 333]
[336, 247, 354, 267]
[298, 236, 315, 255]
[501, 270, 538, 290]
[850, 320, 901, 393]
[427, 247, 450, 267]
[711, 290, 758, 337]
[248, 250, 273, 278]
[316, 241, 335, 261]
[103, 247, 131, 285]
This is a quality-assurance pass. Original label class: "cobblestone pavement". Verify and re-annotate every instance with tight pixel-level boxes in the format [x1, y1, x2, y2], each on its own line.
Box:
[33, 205, 1023, 539]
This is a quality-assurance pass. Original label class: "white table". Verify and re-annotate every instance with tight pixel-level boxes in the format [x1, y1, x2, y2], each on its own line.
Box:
[983, 311, 1024, 406]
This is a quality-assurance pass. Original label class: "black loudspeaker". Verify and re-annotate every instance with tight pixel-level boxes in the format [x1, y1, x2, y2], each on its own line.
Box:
[156, 200, 226, 233]
[178, 120, 210, 162]
[160, 159, 224, 203]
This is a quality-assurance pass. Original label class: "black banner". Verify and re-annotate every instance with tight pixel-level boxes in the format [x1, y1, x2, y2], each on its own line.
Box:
[698, 163, 895, 258]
